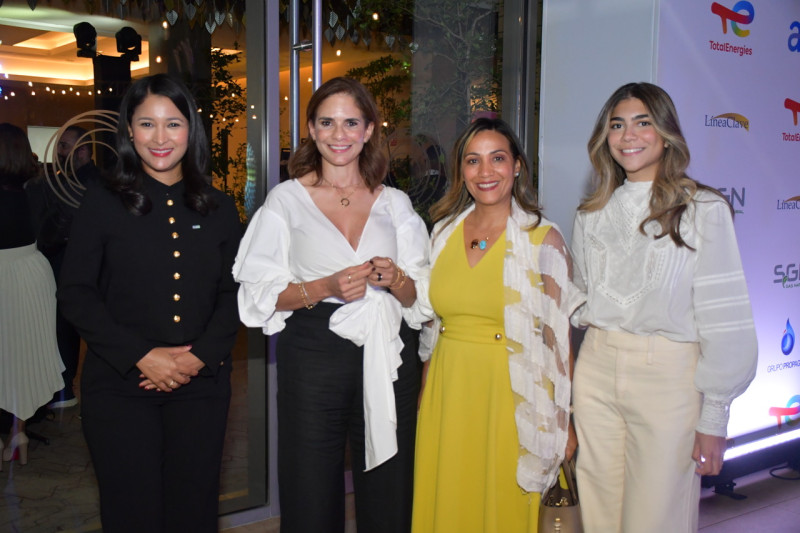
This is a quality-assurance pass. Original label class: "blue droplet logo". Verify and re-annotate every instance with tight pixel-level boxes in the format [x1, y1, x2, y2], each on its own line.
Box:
[782, 319, 795, 355]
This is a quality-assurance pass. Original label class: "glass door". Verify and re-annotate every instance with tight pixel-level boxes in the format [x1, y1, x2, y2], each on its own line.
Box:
[233, 0, 539, 523]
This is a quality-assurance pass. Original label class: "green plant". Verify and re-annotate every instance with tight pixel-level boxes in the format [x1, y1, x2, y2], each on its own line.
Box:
[209, 45, 248, 220]
[346, 55, 411, 137]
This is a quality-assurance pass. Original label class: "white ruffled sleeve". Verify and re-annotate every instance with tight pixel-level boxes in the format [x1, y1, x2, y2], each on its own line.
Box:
[387, 189, 433, 329]
[232, 203, 295, 335]
[692, 196, 758, 436]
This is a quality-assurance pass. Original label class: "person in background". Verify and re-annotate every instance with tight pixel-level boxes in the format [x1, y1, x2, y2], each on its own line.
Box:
[234, 77, 430, 533]
[27, 124, 105, 409]
[412, 118, 581, 532]
[57, 74, 241, 533]
[570, 82, 758, 533]
[0, 123, 64, 468]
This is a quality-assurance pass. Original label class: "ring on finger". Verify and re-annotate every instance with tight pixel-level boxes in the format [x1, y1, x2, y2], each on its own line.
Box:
[348, 273, 352, 283]
[169, 380, 176, 387]
[377, 272, 383, 282]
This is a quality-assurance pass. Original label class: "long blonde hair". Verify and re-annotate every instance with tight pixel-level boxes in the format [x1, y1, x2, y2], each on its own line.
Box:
[582, 82, 728, 248]
[430, 118, 540, 232]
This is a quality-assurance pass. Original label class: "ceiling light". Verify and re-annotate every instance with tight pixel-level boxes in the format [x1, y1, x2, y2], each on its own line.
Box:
[73, 22, 97, 58]
[116, 27, 142, 62]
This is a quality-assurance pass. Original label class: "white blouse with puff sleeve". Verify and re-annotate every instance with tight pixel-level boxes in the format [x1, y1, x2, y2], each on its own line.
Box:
[232, 178, 431, 469]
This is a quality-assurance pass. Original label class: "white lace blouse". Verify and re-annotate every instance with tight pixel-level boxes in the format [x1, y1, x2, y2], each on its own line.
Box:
[233, 179, 431, 469]
[571, 179, 757, 436]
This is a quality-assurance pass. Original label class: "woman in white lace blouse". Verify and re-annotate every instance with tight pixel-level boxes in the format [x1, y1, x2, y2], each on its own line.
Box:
[571, 82, 757, 533]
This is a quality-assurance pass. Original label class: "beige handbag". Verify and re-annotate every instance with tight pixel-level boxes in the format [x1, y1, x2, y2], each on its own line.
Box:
[537, 458, 583, 532]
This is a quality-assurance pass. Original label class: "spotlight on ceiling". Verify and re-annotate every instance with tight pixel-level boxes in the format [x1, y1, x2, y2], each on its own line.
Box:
[73, 22, 97, 58]
[116, 27, 142, 62]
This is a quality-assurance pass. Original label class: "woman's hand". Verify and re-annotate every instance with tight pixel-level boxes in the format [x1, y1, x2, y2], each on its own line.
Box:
[324, 261, 373, 302]
[368, 256, 398, 289]
[693, 431, 726, 476]
[137, 345, 193, 392]
[369, 256, 417, 307]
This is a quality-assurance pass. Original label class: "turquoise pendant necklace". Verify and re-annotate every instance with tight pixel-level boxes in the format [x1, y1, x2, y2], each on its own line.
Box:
[470, 237, 490, 250]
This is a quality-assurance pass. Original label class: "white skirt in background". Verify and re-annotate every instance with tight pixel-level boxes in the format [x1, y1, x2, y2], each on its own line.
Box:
[0, 243, 65, 420]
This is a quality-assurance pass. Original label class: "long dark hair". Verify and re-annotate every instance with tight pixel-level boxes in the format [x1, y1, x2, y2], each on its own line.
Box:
[430, 117, 541, 231]
[0, 123, 38, 190]
[287, 77, 387, 191]
[583, 82, 728, 248]
[111, 74, 216, 215]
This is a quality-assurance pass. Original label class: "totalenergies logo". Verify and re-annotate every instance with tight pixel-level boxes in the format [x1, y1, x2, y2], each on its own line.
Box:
[769, 395, 800, 431]
[785, 99, 800, 126]
[711, 1, 755, 37]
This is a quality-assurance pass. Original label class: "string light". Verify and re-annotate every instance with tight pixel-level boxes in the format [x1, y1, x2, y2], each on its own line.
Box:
[372, 13, 379, 21]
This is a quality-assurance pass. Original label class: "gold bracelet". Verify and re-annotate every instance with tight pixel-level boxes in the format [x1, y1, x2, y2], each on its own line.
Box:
[298, 282, 316, 310]
[389, 266, 407, 290]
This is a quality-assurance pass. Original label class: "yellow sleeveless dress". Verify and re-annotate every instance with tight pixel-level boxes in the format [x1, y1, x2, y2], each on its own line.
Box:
[412, 221, 542, 533]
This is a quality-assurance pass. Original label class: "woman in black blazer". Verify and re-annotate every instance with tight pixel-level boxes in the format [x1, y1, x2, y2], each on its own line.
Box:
[58, 74, 241, 533]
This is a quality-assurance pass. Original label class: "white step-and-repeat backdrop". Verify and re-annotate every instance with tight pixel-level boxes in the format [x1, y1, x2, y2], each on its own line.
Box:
[658, 0, 799, 453]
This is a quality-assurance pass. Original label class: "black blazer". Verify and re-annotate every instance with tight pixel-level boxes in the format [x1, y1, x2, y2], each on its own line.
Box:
[58, 176, 242, 389]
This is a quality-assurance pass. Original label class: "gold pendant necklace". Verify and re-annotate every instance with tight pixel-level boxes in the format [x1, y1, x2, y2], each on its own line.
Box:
[322, 176, 357, 207]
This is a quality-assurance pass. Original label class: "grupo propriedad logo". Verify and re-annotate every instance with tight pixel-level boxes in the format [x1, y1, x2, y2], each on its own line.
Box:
[782, 319, 795, 355]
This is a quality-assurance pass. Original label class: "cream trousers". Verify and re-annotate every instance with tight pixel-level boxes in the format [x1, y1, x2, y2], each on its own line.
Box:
[573, 327, 702, 533]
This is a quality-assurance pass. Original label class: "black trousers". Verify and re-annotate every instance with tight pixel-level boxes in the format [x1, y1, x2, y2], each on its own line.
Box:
[81, 356, 231, 533]
[277, 302, 421, 533]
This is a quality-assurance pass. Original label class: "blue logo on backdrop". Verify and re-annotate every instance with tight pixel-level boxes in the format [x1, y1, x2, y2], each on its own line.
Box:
[790, 21, 800, 52]
[718, 187, 745, 214]
[783, 319, 796, 355]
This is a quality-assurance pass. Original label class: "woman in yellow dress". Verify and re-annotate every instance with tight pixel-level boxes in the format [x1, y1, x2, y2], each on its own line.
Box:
[412, 118, 582, 532]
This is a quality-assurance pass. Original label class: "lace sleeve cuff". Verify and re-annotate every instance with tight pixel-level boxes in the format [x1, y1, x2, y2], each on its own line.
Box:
[696, 396, 731, 437]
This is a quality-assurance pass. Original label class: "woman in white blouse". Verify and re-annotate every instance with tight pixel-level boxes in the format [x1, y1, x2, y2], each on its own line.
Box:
[233, 77, 430, 533]
[571, 82, 757, 533]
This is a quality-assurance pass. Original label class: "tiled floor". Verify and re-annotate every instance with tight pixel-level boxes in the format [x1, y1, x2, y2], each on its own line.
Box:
[220, 466, 800, 532]
[697, 465, 800, 532]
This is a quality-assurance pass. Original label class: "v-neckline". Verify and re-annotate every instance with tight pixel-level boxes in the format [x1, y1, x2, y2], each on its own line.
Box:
[294, 179, 385, 253]
[461, 221, 505, 269]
